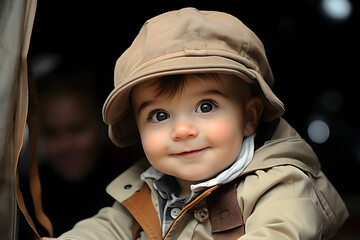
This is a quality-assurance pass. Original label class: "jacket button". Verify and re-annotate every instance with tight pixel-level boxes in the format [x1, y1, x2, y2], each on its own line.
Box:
[194, 207, 209, 223]
[170, 208, 181, 219]
[124, 184, 132, 189]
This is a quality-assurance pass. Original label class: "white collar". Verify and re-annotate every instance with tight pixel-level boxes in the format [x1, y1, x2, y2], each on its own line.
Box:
[190, 134, 255, 194]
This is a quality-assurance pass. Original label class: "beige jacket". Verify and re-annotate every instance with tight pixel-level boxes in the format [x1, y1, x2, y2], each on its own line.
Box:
[58, 118, 348, 240]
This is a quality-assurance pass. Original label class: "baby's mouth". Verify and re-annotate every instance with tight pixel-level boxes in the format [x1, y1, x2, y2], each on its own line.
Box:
[171, 147, 209, 157]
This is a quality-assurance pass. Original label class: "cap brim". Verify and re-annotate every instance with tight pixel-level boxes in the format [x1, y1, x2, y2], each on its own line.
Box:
[103, 55, 284, 147]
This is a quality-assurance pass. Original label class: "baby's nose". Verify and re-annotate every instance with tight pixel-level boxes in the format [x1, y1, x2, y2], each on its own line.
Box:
[171, 120, 199, 141]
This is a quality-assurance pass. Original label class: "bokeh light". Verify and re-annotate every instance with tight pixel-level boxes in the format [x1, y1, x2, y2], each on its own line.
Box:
[307, 119, 330, 144]
[321, 0, 353, 21]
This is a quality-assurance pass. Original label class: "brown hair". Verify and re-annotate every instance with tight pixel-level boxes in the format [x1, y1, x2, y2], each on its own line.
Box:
[154, 73, 224, 99]
[154, 73, 259, 100]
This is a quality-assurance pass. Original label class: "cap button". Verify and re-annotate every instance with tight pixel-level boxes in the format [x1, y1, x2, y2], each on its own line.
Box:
[194, 207, 209, 223]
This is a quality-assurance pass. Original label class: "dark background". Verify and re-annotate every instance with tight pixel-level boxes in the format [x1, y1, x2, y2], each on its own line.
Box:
[28, 0, 359, 237]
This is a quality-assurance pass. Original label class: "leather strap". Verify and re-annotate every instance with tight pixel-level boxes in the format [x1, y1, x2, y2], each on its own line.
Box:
[15, 175, 40, 239]
[208, 180, 245, 240]
[122, 184, 162, 240]
[131, 218, 142, 240]
[16, 68, 53, 239]
[28, 116, 53, 238]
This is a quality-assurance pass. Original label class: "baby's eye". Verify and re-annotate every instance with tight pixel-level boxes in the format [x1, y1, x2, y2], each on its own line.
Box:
[149, 110, 170, 122]
[195, 101, 216, 113]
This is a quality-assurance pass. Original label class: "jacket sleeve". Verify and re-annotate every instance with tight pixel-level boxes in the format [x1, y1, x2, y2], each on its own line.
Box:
[237, 165, 323, 240]
[57, 202, 133, 240]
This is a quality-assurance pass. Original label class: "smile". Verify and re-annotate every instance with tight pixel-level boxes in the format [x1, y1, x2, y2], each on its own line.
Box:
[171, 148, 208, 157]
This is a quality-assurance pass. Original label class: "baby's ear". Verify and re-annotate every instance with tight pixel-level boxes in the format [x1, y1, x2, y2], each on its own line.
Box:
[244, 96, 263, 137]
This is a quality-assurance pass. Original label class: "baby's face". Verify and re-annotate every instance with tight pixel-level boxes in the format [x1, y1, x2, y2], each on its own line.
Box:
[131, 74, 254, 184]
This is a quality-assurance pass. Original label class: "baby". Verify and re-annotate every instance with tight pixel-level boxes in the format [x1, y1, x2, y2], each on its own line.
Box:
[52, 7, 348, 240]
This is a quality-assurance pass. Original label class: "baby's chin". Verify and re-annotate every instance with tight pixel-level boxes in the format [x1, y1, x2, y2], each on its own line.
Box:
[174, 170, 220, 184]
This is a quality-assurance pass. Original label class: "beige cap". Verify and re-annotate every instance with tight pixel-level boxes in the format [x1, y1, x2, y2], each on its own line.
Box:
[103, 7, 284, 147]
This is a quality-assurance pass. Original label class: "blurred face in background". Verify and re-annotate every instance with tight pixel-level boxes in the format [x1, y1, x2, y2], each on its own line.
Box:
[40, 92, 100, 181]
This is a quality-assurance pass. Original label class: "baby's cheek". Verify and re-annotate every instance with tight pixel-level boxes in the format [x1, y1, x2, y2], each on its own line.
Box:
[141, 131, 166, 161]
[206, 118, 242, 144]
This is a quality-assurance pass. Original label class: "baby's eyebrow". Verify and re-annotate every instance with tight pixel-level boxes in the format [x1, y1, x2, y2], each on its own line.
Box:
[136, 100, 155, 115]
[200, 89, 228, 98]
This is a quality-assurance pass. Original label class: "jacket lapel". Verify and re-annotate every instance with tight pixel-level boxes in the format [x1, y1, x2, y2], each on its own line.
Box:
[122, 184, 162, 240]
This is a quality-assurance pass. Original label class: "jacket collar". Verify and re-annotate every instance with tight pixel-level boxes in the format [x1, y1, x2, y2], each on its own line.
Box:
[106, 159, 150, 203]
[243, 118, 321, 177]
